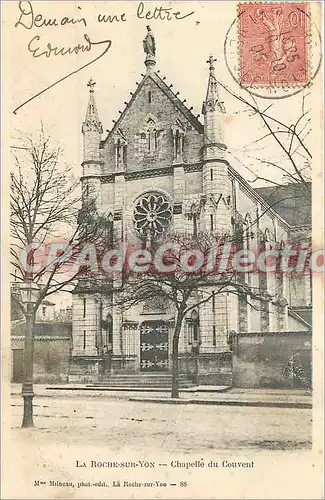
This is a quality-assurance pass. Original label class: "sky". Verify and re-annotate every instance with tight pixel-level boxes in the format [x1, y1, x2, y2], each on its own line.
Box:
[5, 1, 317, 183]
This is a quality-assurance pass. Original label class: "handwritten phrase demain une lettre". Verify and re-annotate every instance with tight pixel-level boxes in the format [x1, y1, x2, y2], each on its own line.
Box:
[13, 0, 195, 114]
[15, 0, 195, 30]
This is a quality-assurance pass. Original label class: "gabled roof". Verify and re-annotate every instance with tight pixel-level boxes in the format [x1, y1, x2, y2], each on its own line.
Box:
[255, 183, 311, 227]
[101, 70, 203, 146]
[227, 165, 290, 229]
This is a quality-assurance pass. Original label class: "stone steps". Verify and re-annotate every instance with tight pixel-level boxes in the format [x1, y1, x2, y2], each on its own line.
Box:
[88, 374, 195, 389]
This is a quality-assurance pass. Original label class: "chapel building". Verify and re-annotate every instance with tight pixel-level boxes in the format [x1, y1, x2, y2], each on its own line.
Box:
[70, 28, 311, 385]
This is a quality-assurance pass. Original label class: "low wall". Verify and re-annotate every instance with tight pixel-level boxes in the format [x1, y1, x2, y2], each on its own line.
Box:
[11, 322, 72, 384]
[232, 331, 312, 389]
[12, 336, 72, 384]
[180, 352, 233, 386]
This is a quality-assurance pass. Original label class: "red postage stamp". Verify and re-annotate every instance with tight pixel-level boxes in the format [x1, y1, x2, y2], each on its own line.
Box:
[238, 3, 309, 87]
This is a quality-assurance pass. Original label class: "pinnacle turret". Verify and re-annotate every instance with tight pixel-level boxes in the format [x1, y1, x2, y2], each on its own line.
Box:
[202, 56, 225, 115]
[82, 78, 103, 134]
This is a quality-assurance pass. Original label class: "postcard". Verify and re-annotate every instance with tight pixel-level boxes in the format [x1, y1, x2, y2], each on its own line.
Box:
[1, 1, 324, 498]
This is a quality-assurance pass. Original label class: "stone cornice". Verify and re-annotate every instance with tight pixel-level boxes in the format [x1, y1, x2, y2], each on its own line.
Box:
[11, 336, 71, 342]
[202, 158, 229, 167]
[235, 330, 311, 337]
[81, 160, 103, 167]
[100, 163, 205, 183]
[101, 175, 114, 183]
[184, 163, 203, 173]
[202, 142, 227, 152]
[125, 167, 174, 180]
[82, 158, 302, 233]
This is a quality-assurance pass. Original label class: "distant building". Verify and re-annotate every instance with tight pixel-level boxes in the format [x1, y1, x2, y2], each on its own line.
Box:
[36, 299, 55, 322]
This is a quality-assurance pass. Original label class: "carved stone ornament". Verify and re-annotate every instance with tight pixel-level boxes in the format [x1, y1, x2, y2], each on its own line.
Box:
[133, 192, 172, 238]
[183, 196, 205, 219]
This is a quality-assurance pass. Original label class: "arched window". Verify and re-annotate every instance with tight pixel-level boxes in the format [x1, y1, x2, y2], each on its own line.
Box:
[102, 314, 113, 353]
[172, 126, 185, 162]
[264, 228, 271, 242]
[117, 138, 122, 163]
[175, 129, 180, 153]
[138, 116, 162, 155]
[244, 213, 253, 249]
[191, 309, 199, 342]
[147, 119, 157, 152]
[114, 130, 127, 167]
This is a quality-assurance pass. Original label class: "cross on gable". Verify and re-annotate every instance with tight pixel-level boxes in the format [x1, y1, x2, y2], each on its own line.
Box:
[87, 78, 96, 92]
[207, 55, 217, 72]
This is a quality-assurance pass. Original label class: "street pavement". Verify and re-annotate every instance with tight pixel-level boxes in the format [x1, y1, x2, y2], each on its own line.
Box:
[5, 390, 315, 499]
[10, 390, 312, 452]
[11, 384, 313, 408]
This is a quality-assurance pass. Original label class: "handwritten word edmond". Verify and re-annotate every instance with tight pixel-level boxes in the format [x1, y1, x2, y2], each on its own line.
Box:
[12, 0, 195, 114]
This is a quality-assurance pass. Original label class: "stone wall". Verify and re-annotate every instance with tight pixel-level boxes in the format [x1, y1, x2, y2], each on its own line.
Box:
[232, 331, 312, 389]
[11, 335, 71, 384]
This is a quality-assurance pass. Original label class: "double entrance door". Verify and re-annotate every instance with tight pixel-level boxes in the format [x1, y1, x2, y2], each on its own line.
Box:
[139, 320, 169, 372]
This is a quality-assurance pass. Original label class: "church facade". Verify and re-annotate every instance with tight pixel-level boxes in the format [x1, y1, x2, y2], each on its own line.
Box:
[69, 29, 311, 385]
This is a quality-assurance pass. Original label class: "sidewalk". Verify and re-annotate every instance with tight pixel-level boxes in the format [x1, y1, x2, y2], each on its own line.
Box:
[10, 384, 312, 409]
[128, 390, 312, 408]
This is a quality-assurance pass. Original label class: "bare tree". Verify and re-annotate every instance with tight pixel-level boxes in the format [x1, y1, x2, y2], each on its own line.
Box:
[216, 78, 311, 202]
[10, 125, 115, 427]
[113, 231, 262, 399]
[10, 125, 109, 322]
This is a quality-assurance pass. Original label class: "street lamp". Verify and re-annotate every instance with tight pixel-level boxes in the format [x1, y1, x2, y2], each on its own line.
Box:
[190, 309, 200, 384]
[20, 279, 40, 428]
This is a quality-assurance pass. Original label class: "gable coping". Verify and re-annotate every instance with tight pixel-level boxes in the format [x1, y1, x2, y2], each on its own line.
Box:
[101, 70, 204, 147]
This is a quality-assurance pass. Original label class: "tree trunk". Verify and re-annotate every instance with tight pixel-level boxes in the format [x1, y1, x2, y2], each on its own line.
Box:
[171, 313, 183, 399]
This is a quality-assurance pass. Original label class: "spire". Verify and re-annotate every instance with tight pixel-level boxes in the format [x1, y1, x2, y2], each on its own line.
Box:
[143, 26, 156, 70]
[202, 56, 225, 114]
[82, 78, 103, 133]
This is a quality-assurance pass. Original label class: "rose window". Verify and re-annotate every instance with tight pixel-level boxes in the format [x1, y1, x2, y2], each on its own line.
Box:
[133, 193, 172, 238]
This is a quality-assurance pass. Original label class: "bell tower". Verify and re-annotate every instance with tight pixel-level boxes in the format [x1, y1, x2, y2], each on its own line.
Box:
[202, 56, 231, 234]
[81, 78, 103, 209]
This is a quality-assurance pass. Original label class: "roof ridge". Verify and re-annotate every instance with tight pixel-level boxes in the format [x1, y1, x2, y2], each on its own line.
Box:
[150, 70, 203, 131]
